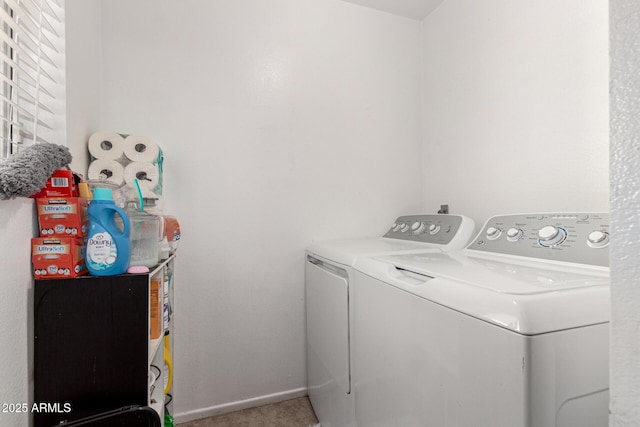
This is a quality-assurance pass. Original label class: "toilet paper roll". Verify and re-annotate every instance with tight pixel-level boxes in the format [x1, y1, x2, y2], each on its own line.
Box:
[124, 162, 162, 193]
[87, 159, 125, 186]
[123, 135, 161, 163]
[88, 131, 126, 161]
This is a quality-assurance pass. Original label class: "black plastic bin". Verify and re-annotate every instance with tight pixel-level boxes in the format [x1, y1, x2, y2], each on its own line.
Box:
[53, 406, 161, 427]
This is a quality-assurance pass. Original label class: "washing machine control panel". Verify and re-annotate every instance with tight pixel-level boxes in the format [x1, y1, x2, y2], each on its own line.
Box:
[384, 214, 465, 245]
[468, 213, 609, 267]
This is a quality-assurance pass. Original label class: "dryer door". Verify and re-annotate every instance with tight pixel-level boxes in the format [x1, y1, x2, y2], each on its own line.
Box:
[306, 255, 352, 426]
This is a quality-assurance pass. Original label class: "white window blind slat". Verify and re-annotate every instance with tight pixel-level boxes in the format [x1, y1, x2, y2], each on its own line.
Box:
[18, 57, 57, 84]
[0, 3, 19, 32]
[41, 0, 60, 24]
[20, 127, 50, 143]
[13, 27, 58, 68]
[0, 92, 36, 120]
[14, 0, 60, 37]
[3, 0, 21, 14]
[14, 13, 58, 54]
[12, 62, 38, 87]
[0, 113, 23, 127]
[0, 52, 20, 80]
[0, 46, 39, 84]
[22, 80, 54, 99]
[20, 114, 54, 130]
[2, 0, 61, 48]
[0, 24, 19, 55]
[18, 93, 53, 114]
[1, 0, 65, 158]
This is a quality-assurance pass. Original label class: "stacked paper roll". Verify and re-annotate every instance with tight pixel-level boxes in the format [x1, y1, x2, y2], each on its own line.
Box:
[87, 131, 164, 194]
[88, 131, 126, 161]
[87, 131, 127, 185]
[123, 135, 161, 162]
[87, 159, 125, 186]
[124, 161, 162, 193]
[122, 134, 164, 195]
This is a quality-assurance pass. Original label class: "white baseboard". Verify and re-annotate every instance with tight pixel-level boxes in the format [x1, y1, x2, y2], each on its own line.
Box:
[173, 387, 309, 424]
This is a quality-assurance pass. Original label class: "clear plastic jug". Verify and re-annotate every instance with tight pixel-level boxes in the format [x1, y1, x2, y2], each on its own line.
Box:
[116, 179, 160, 268]
[124, 200, 160, 268]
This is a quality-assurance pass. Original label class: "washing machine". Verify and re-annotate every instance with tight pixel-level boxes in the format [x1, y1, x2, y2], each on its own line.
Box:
[305, 214, 476, 427]
[353, 213, 610, 427]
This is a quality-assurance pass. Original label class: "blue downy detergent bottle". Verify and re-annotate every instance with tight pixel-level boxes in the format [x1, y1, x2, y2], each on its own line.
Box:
[86, 187, 131, 276]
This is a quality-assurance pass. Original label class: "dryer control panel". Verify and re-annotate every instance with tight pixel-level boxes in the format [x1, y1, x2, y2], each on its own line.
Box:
[468, 213, 609, 267]
[384, 214, 471, 245]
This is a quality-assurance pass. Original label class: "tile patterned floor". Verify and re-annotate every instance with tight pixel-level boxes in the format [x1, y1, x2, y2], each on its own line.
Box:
[177, 397, 319, 427]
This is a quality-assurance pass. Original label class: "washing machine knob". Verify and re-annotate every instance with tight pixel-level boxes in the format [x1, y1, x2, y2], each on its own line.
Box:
[538, 225, 566, 247]
[392, 223, 402, 232]
[486, 226, 502, 240]
[411, 221, 426, 234]
[399, 223, 410, 232]
[428, 224, 440, 235]
[538, 225, 559, 240]
[506, 227, 524, 242]
[587, 230, 609, 248]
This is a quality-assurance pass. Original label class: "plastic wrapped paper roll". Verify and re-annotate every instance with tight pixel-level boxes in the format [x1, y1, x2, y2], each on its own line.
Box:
[124, 162, 161, 193]
[88, 131, 125, 161]
[124, 135, 161, 162]
[87, 159, 125, 186]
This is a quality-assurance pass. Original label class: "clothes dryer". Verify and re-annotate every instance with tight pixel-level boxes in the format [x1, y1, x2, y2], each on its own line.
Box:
[353, 213, 609, 427]
[306, 214, 475, 427]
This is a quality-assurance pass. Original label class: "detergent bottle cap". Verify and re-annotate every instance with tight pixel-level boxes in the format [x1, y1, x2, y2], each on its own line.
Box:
[93, 187, 114, 201]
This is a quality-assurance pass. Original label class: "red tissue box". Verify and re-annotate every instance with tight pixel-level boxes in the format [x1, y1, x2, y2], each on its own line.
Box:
[30, 169, 79, 198]
[36, 197, 89, 238]
[31, 237, 87, 280]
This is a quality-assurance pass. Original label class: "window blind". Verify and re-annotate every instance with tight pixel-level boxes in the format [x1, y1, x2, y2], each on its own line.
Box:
[0, 0, 65, 159]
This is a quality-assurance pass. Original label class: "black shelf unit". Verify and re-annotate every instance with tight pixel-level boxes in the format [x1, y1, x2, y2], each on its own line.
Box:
[34, 256, 174, 427]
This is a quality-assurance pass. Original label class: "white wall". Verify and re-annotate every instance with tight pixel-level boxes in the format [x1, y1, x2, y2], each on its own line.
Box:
[420, 0, 609, 225]
[610, 0, 640, 424]
[65, 0, 102, 175]
[0, 200, 37, 427]
[95, 0, 421, 420]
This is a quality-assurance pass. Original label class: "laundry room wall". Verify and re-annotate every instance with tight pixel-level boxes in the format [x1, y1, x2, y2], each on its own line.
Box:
[68, 0, 422, 421]
[65, 0, 102, 175]
[419, 0, 609, 225]
[610, 0, 640, 424]
[0, 200, 37, 427]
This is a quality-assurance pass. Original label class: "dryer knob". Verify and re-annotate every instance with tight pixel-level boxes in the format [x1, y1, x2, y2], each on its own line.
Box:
[538, 225, 559, 241]
[486, 226, 502, 240]
[411, 221, 426, 234]
[506, 228, 524, 242]
[428, 224, 441, 235]
[587, 230, 609, 248]
[399, 223, 410, 232]
[538, 225, 566, 247]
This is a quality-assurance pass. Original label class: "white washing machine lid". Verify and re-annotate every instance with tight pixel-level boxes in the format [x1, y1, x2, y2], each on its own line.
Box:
[354, 252, 610, 335]
[307, 237, 447, 267]
[381, 251, 609, 295]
